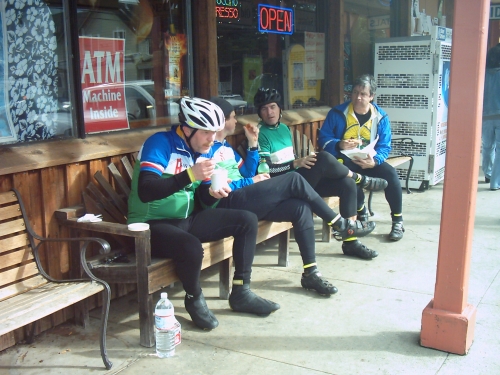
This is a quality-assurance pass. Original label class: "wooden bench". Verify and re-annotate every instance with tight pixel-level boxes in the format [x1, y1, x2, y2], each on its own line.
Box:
[0, 189, 113, 370]
[55, 156, 294, 348]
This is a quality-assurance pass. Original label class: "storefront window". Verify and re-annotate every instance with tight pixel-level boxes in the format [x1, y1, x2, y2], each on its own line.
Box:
[1, 0, 72, 145]
[343, 0, 391, 100]
[76, 0, 191, 134]
[216, 0, 326, 113]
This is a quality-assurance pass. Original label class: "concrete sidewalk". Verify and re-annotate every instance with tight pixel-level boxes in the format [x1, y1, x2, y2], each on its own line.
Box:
[1, 174, 499, 375]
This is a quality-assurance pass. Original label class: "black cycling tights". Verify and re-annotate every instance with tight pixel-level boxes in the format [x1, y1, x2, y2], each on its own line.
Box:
[296, 151, 358, 218]
[341, 157, 402, 215]
[148, 209, 258, 296]
[216, 173, 338, 265]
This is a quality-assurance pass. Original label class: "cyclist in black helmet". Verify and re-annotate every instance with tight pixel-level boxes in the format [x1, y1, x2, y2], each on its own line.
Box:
[254, 88, 386, 260]
[128, 97, 280, 331]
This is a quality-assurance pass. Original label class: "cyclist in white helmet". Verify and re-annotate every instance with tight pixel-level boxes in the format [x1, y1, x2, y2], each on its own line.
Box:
[128, 97, 280, 331]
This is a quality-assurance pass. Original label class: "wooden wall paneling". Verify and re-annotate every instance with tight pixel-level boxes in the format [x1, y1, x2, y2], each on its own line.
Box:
[311, 120, 321, 150]
[40, 167, 68, 278]
[65, 162, 89, 207]
[40, 166, 72, 327]
[0, 175, 13, 192]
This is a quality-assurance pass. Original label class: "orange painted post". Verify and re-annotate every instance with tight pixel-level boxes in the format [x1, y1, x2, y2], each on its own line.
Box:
[420, 0, 490, 355]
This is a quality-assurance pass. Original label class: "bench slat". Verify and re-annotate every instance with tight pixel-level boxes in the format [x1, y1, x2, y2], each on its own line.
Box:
[0, 248, 34, 269]
[386, 156, 411, 167]
[0, 262, 39, 288]
[94, 171, 129, 217]
[108, 163, 131, 198]
[0, 204, 21, 221]
[256, 221, 294, 243]
[86, 182, 126, 223]
[0, 234, 30, 255]
[0, 275, 48, 302]
[200, 237, 234, 269]
[121, 156, 135, 181]
[0, 191, 17, 205]
[0, 218, 27, 237]
[0, 281, 104, 335]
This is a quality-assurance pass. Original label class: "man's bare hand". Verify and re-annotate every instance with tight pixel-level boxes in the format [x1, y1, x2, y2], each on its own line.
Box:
[244, 123, 259, 148]
[209, 185, 231, 199]
[352, 154, 376, 169]
[252, 173, 270, 183]
[339, 139, 361, 150]
[191, 159, 216, 180]
[293, 154, 317, 169]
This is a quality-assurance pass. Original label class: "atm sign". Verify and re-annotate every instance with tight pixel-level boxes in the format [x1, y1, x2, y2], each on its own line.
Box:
[258, 4, 294, 35]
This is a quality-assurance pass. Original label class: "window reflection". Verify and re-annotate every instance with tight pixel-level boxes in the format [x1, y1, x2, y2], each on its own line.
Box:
[76, 0, 189, 133]
[0, 0, 73, 145]
[216, 0, 326, 114]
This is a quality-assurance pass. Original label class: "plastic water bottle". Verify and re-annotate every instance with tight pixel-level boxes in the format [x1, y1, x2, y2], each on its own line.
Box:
[155, 292, 181, 358]
[257, 158, 270, 174]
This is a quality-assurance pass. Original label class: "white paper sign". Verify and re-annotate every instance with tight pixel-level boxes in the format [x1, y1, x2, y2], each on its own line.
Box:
[304, 32, 325, 80]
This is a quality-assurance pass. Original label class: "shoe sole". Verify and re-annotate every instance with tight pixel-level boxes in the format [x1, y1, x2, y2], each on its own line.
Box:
[301, 286, 336, 296]
[342, 252, 378, 260]
[228, 303, 278, 317]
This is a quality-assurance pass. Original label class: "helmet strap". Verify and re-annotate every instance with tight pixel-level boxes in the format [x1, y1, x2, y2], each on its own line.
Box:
[180, 124, 198, 151]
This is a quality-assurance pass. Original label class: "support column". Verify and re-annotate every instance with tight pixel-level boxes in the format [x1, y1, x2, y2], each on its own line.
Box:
[420, 0, 489, 355]
[325, 0, 343, 107]
[192, 0, 218, 99]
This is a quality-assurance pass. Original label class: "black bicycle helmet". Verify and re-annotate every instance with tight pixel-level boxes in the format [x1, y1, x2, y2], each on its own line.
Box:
[254, 88, 282, 113]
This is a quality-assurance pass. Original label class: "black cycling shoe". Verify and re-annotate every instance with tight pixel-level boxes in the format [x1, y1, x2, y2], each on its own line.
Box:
[342, 240, 378, 260]
[357, 212, 370, 222]
[185, 293, 219, 330]
[229, 284, 280, 316]
[389, 221, 405, 241]
[301, 270, 338, 296]
[332, 219, 375, 241]
[361, 176, 388, 191]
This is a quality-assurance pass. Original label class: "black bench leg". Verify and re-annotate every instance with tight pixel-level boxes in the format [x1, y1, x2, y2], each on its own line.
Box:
[278, 230, 290, 267]
[405, 157, 414, 194]
[98, 283, 113, 370]
[219, 257, 232, 300]
[368, 191, 375, 216]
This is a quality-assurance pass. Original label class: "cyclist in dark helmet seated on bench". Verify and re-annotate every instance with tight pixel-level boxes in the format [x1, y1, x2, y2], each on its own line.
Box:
[254, 88, 387, 260]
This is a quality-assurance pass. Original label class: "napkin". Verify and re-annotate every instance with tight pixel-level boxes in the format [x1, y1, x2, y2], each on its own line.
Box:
[77, 214, 103, 223]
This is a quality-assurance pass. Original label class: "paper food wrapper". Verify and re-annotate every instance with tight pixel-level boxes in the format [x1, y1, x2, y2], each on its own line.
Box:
[340, 135, 378, 160]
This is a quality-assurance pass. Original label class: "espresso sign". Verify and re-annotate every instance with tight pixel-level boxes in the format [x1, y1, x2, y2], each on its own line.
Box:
[258, 4, 293, 35]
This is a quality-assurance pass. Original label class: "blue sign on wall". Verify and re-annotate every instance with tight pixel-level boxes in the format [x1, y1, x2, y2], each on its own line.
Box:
[491, 4, 500, 20]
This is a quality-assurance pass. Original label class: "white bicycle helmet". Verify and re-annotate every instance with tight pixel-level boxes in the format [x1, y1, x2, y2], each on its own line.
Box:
[179, 97, 225, 131]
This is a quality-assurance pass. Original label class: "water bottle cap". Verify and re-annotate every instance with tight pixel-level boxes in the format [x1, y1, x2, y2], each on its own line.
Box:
[161, 292, 168, 299]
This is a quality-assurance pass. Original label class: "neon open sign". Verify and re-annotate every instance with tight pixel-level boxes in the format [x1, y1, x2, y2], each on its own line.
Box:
[258, 4, 294, 35]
